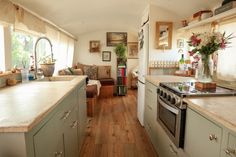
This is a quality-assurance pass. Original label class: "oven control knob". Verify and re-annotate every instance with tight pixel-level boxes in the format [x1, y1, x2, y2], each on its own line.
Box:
[167, 95, 171, 101]
[163, 92, 167, 98]
[160, 90, 163, 96]
[170, 98, 176, 104]
[157, 88, 160, 94]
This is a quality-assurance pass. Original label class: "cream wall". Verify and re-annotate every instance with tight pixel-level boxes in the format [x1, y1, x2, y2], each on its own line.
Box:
[148, 5, 185, 61]
[73, 30, 138, 88]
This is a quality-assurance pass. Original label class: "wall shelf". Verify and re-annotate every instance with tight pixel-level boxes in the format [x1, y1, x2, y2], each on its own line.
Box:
[178, 8, 236, 31]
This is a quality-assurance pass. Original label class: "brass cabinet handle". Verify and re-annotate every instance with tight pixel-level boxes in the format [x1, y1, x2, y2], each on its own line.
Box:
[209, 134, 217, 141]
[71, 121, 78, 129]
[61, 110, 71, 120]
[224, 148, 236, 155]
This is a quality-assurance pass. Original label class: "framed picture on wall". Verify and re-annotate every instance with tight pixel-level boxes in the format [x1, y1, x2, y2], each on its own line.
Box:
[127, 42, 138, 59]
[89, 40, 100, 52]
[177, 39, 184, 48]
[106, 32, 127, 46]
[102, 51, 111, 62]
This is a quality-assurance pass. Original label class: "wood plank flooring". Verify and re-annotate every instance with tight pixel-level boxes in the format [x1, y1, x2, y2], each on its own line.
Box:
[80, 90, 158, 157]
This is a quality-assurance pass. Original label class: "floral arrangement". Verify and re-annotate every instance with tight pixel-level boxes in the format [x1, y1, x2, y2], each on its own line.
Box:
[188, 31, 233, 82]
[188, 32, 233, 56]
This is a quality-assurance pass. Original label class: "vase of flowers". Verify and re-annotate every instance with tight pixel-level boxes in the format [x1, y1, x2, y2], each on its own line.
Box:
[188, 32, 233, 82]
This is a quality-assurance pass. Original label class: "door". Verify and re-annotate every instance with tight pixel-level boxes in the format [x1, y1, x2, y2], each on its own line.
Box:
[78, 83, 87, 150]
[64, 107, 79, 157]
[137, 81, 145, 126]
[34, 113, 64, 157]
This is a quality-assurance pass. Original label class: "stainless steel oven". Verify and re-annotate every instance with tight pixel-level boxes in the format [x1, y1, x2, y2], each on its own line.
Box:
[157, 94, 186, 148]
[156, 82, 235, 148]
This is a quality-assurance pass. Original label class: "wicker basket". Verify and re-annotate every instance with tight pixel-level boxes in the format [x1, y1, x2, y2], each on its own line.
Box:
[40, 63, 55, 77]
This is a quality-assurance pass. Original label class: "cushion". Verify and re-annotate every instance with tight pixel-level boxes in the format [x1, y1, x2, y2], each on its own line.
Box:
[99, 78, 115, 86]
[58, 68, 83, 75]
[83, 65, 98, 80]
[98, 66, 111, 79]
[73, 69, 83, 75]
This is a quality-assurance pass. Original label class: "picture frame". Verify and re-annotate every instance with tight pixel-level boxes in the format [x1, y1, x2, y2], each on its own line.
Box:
[89, 40, 100, 52]
[127, 42, 139, 59]
[102, 51, 111, 62]
[177, 39, 184, 48]
[106, 32, 127, 47]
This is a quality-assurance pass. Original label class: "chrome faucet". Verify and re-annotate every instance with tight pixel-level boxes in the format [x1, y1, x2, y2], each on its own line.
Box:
[34, 37, 53, 79]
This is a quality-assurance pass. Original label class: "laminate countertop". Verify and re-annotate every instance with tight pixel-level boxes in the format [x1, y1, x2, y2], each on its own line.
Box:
[0, 76, 86, 133]
[185, 97, 236, 133]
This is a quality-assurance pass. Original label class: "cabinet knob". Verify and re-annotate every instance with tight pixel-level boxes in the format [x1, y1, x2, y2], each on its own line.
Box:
[169, 144, 178, 154]
[61, 110, 71, 120]
[209, 134, 217, 141]
[224, 148, 236, 155]
[71, 121, 78, 129]
[54, 151, 63, 157]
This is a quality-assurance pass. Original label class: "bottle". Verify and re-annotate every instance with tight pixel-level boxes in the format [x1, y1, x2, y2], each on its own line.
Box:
[179, 54, 185, 71]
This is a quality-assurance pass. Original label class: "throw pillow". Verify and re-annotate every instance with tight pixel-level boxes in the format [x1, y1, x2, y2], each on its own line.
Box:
[83, 65, 98, 80]
[98, 66, 111, 79]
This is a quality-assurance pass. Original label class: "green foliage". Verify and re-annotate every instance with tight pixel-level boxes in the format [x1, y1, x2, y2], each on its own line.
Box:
[114, 43, 127, 59]
[11, 32, 34, 68]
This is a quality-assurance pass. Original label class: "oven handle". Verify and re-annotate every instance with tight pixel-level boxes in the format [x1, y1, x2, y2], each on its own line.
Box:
[158, 97, 179, 114]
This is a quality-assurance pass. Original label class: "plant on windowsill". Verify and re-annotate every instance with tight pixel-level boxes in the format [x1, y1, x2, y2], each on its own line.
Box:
[38, 55, 56, 77]
[114, 43, 127, 65]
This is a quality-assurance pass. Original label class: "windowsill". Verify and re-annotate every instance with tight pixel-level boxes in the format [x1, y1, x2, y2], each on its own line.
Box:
[0, 71, 20, 77]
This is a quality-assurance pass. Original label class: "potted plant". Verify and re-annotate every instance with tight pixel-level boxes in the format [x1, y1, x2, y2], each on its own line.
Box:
[114, 43, 127, 65]
[39, 55, 56, 77]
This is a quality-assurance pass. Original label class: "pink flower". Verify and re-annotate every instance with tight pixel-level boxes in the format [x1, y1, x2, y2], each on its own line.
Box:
[220, 40, 226, 49]
[190, 35, 201, 46]
[188, 51, 195, 56]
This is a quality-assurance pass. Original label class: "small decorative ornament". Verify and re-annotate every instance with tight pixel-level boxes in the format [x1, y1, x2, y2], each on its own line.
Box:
[188, 31, 233, 83]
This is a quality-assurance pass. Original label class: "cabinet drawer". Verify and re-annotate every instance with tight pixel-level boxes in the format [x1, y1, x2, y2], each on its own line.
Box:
[224, 133, 236, 157]
[146, 81, 157, 98]
[185, 108, 222, 157]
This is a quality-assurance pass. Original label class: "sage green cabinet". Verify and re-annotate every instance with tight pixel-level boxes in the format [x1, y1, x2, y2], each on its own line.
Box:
[184, 108, 222, 157]
[222, 133, 236, 157]
[0, 79, 87, 157]
[77, 83, 87, 151]
[34, 110, 64, 157]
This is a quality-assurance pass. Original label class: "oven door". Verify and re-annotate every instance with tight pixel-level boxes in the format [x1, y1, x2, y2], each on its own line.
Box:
[157, 96, 184, 147]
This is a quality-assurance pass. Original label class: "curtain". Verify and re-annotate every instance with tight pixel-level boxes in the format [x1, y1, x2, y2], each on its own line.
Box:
[14, 6, 46, 34]
[217, 21, 236, 81]
[0, 25, 5, 71]
[0, 0, 15, 24]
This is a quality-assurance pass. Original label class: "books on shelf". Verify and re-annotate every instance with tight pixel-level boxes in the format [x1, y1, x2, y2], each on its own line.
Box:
[117, 68, 126, 77]
[117, 77, 127, 85]
[117, 86, 127, 95]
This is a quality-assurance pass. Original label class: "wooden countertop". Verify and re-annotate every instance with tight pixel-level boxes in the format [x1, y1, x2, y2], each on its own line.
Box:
[185, 97, 236, 133]
[0, 76, 86, 133]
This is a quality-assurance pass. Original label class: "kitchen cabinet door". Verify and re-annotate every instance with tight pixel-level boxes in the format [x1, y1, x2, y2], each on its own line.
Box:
[64, 107, 79, 157]
[184, 108, 222, 157]
[78, 83, 87, 150]
[34, 112, 64, 157]
[223, 133, 236, 157]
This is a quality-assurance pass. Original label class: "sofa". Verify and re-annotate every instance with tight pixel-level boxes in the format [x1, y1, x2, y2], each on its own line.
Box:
[58, 63, 115, 117]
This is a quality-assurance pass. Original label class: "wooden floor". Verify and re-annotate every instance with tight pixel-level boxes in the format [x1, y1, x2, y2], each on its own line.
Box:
[80, 90, 158, 157]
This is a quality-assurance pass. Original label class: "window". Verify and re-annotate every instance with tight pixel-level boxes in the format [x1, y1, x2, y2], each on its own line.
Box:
[0, 25, 4, 71]
[218, 21, 236, 81]
[11, 31, 36, 69]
